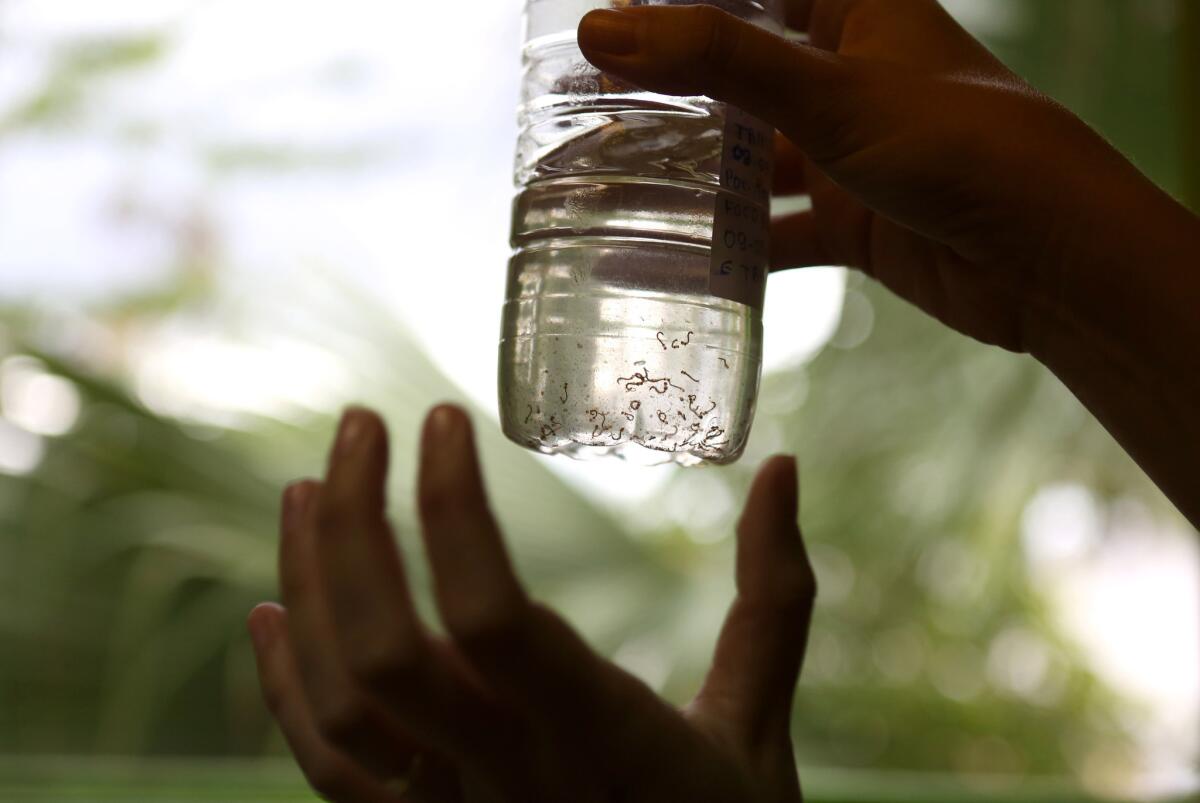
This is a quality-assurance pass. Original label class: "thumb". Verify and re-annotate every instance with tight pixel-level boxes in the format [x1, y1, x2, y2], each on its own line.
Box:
[691, 455, 816, 748]
[578, 5, 865, 164]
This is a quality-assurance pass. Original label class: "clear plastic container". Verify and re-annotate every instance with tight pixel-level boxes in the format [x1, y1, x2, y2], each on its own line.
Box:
[499, 0, 783, 466]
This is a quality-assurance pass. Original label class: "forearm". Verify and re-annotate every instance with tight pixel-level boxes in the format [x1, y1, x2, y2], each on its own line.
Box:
[1031, 188, 1200, 528]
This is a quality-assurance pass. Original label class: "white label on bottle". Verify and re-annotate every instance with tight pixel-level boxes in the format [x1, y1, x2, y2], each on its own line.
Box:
[709, 105, 773, 310]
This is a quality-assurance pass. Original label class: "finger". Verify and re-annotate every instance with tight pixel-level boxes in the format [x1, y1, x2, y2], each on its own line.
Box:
[774, 197, 975, 337]
[771, 211, 830, 269]
[578, 5, 866, 165]
[317, 409, 520, 789]
[796, 0, 990, 70]
[773, 164, 876, 271]
[806, 0, 909, 52]
[691, 456, 816, 748]
[316, 409, 425, 707]
[279, 479, 432, 782]
[248, 603, 409, 803]
[415, 406, 526, 630]
[772, 132, 809, 196]
[415, 406, 679, 772]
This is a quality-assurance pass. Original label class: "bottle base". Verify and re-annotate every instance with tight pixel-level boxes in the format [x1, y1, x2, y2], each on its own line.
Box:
[501, 421, 741, 467]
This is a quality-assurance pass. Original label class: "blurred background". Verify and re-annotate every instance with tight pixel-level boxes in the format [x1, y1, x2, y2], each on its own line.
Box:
[1, 0, 1197, 800]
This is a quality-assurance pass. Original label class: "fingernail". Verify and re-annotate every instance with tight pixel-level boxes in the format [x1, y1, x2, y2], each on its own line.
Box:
[426, 404, 459, 439]
[336, 408, 366, 456]
[247, 608, 276, 652]
[580, 9, 642, 57]
[283, 482, 314, 529]
[424, 405, 463, 452]
[421, 405, 470, 482]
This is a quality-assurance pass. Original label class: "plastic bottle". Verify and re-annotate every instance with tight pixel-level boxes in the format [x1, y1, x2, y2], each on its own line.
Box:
[499, 0, 783, 465]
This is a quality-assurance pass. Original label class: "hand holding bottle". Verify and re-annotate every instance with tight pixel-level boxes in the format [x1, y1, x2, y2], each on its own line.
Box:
[580, 0, 1200, 526]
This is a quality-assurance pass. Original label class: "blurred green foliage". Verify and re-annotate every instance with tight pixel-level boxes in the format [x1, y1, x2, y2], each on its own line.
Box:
[986, 0, 1189, 205]
[0, 757, 1128, 803]
[1181, 0, 1200, 209]
[0, 1, 1196, 801]
[0, 34, 165, 133]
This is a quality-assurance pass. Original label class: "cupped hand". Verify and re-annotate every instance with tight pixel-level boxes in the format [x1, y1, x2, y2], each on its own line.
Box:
[248, 405, 815, 802]
[577, 0, 1196, 354]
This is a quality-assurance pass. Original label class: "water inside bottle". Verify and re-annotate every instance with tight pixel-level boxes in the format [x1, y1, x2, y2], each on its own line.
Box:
[499, 31, 768, 465]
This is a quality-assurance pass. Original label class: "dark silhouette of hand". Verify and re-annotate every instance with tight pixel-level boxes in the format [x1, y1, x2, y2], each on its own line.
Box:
[580, 0, 1193, 350]
[579, 0, 1200, 526]
[249, 406, 815, 802]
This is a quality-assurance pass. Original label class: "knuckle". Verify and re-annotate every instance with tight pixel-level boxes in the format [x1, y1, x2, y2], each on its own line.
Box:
[345, 638, 423, 691]
[691, 3, 724, 29]
[259, 680, 289, 719]
[694, 5, 741, 74]
[313, 692, 371, 746]
[418, 483, 493, 534]
[416, 481, 458, 524]
[314, 496, 377, 542]
[778, 553, 818, 613]
[303, 755, 349, 801]
[734, 512, 754, 541]
[314, 496, 352, 533]
[841, 0, 886, 42]
[448, 595, 531, 653]
[278, 569, 315, 606]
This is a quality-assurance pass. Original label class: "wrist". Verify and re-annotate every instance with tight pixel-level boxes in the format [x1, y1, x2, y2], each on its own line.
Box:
[1028, 179, 1200, 375]
[1026, 192, 1200, 527]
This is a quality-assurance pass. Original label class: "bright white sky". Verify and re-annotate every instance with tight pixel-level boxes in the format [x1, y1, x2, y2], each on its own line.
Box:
[0, 0, 1195, 795]
[0, 0, 846, 503]
[0, 0, 844, 420]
